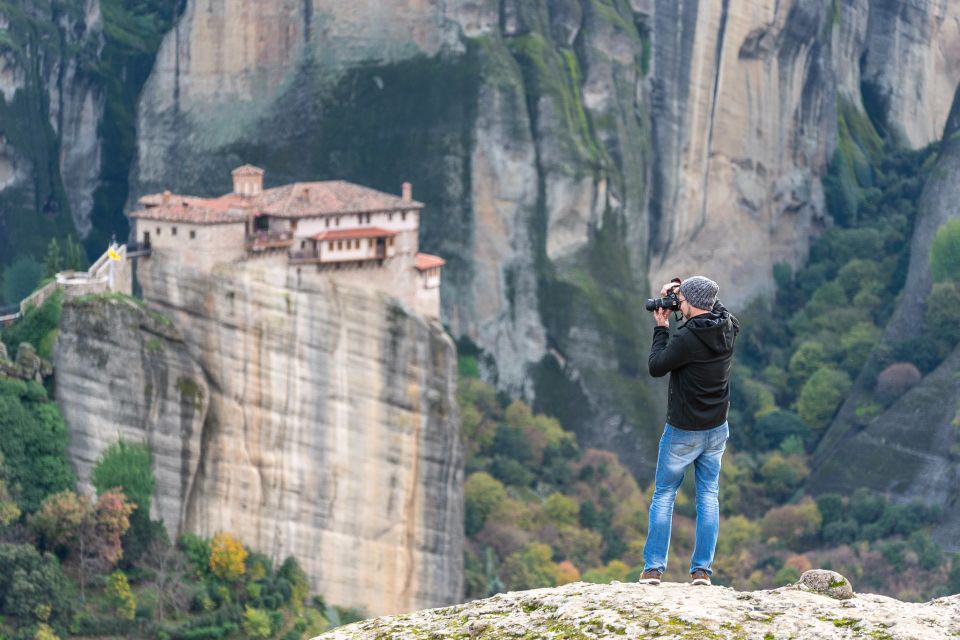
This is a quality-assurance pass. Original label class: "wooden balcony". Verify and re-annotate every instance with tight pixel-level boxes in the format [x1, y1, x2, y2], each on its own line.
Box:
[247, 231, 294, 251]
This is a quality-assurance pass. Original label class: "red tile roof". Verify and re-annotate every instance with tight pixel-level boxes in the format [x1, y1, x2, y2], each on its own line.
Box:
[312, 227, 399, 241]
[415, 253, 446, 270]
[131, 178, 423, 224]
[257, 181, 423, 218]
[130, 193, 253, 224]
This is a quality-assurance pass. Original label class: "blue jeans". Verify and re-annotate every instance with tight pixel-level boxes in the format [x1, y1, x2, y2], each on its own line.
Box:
[643, 422, 729, 576]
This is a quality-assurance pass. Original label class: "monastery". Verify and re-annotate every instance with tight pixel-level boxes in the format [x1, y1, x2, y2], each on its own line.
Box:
[129, 165, 446, 319]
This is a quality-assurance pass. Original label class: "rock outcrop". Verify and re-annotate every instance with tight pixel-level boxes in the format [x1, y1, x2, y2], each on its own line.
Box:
[55, 258, 464, 616]
[315, 570, 960, 639]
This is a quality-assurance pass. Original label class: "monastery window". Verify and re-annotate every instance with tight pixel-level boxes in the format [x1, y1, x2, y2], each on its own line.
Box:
[402, 212, 406, 222]
[325, 218, 330, 228]
[301, 241, 306, 249]
[358, 214, 363, 225]
[336, 216, 340, 226]
[388, 213, 393, 221]
[172, 226, 178, 236]
[365, 213, 371, 223]
[156, 227, 161, 236]
[389, 237, 395, 247]
[328, 241, 334, 251]
[368, 239, 374, 248]
[337, 240, 343, 250]
[190, 230, 196, 239]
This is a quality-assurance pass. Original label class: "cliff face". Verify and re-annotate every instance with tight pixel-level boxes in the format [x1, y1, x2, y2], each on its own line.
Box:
[55, 260, 464, 616]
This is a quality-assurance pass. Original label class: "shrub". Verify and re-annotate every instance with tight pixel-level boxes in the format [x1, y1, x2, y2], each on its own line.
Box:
[929, 217, 960, 283]
[849, 488, 886, 525]
[821, 519, 860, 546]
[464, 472, 507, 535]
[0, 543, 71, 625]
[908, 531, 942, 571]
[924, 282, 960, 350]
[796, 368, 851, 429]
[774, 566, 801, 586]
[500, 543, 556, 590]
[759, 453, 809, 501]
[752, 411, 811, 451]
[555, 560, 581, 585]
[106, 571, 136, 620]
[209, 532, 247, 582]
[815, 494, 845, 526]
[875, 362, 922, 403]
[242, 606, 272, 639]
[760, 498, 822, 549]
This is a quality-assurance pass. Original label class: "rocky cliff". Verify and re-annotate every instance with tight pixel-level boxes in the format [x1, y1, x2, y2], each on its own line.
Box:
[9, 0, 960, 478]
[54, 258, 464, 616]
[314, 570, 960, 639]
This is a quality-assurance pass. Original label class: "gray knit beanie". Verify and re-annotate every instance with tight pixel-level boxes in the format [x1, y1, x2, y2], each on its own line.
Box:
[679, 276, 719, 310]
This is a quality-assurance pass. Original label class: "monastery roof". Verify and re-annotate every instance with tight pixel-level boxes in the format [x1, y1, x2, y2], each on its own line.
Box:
[256, 181, 423, 218]
[415, 253, 446, 271]
[312, 227, 399, 241]
[132, 179, 422, 224]
[130, 193, 252, 224]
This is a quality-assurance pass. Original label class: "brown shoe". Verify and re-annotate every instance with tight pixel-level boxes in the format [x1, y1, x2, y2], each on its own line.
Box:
[638, 569, 662, 585]
[690, 569, 711, 586]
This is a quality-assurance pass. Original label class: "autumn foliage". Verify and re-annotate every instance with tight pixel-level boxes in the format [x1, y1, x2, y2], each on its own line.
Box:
[209, 531, 248, 582]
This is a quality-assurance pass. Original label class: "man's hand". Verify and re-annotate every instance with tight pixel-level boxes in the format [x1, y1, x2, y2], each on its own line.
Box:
[660, 281, 679, 297]
[654, 307, 670, 328]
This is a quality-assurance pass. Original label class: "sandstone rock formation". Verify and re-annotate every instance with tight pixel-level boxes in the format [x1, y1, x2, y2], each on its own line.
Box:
[55, 258, 464, 616]
[315, 570, 960, 639]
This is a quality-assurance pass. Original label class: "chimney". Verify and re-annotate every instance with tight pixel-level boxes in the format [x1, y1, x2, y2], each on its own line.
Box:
[402, 182, 412, 202]
[162, 190, 171, 204]
[232, 165, 265, 197]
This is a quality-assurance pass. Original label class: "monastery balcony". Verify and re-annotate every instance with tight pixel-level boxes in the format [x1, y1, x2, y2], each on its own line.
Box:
[247, 231, 294, 251]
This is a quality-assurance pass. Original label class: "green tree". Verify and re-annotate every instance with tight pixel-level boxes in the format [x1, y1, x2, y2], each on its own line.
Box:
[464, 472, 507, 535]
[0, 543, 71, 627]
[815, 493, 845, 526]
[242, 605, 273, 638]
[788, 342, 827, 382]
[929, 217, 960, 283]
[0, 452, 22, 526]
[543, 493, 579, 527]
[760, 498, 822, 549]
[1, 289, 62, 359]
[0, 257, 43, 304]
[849, 488, 886, 525]
[796, 368, 851, 429]
[924, 282, 960, 351]
[92, 439, 156, 562]
[0, 378, 74, 512]
[42, 239, 63, 279]
[500, 543, 557, 590]
[752, 411, 811, 451]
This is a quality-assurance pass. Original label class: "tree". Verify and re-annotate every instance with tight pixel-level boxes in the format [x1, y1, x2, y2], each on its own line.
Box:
[0, 453, 22, 526]
[555, 560, 581, 585]
[92, 439, 157, 562]
[796, 368, 851, 429]
[242, 605, 273, 638]
[815, 493, 845, 526]
[42, 239, 63, 279]
[0, 543, 71, 627]
[144, 535, 188, 625]
[28, 489, 134, 600]
[0, 378, 74, 512]
[924, 282, 960, 352]
[209, 531, 247, 582]
[543, 493, 579, 527]
[849, 488, 886, 526]
[929, 217, 960, 283]
[106, 571, 136, 620]
[464, 472, 507, 535]
[1, 257, 42, 304]
[875, 362, 922, 404]
[787, 342, 827, 382]
[500, 543, 557, 590]
[760, 498, 822, 549]
[752, 411, 811, 451]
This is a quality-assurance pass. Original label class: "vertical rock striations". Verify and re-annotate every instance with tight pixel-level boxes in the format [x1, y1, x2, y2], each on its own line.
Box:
[56, 258, 464, 615]
[55, 294, 207, 537]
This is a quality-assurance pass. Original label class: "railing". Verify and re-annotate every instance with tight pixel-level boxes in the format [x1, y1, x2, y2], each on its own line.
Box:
[0, 304, 21, 326]
[247, 231, 294, 250]
[288, 249, 322, 265]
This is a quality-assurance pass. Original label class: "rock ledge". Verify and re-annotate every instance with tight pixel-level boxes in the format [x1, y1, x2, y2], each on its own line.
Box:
[316, 572, 960, 639]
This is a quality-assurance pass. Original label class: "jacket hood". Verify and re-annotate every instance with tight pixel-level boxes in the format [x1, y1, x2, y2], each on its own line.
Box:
[684, 304, 739, 354]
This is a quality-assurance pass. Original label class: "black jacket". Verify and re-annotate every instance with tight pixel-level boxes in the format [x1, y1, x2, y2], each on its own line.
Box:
[648, 301, 739, 430]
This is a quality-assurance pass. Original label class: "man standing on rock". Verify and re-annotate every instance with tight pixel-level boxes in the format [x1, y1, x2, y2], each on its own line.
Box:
[639, 276, 739, 587]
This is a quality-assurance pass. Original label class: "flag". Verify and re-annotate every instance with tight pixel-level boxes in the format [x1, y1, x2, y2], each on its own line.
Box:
[108, 246, 122, 261]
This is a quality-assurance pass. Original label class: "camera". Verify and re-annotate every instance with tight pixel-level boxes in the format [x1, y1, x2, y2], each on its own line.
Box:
[645, 277, 682, 312]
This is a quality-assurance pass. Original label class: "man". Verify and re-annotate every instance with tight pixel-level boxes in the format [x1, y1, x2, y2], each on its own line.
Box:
[638, 276, 739, 587]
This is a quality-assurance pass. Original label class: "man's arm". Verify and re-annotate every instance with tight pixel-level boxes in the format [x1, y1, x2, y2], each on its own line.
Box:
[648, 326, 693, 377]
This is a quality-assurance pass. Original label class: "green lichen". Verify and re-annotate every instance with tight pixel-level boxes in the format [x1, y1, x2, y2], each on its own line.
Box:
[144, 337, 162, 353]
[176, 376, 204, 410]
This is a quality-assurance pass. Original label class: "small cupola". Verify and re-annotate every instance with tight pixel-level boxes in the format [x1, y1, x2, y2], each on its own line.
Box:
[232, 165, 265, 197]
